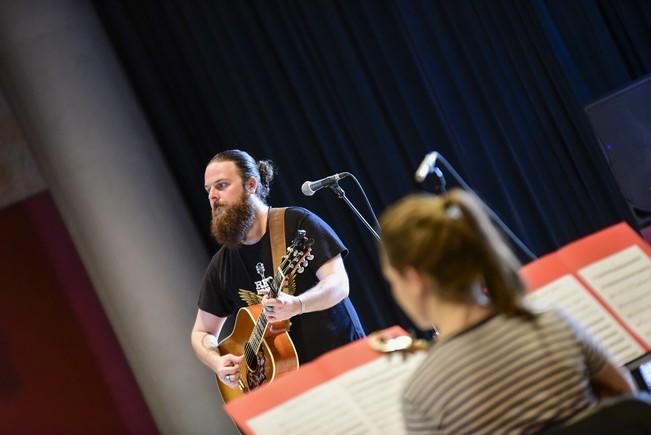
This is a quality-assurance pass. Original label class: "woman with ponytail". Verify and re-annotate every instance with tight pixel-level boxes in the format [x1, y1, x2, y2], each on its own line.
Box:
[379, 189, 635, 434]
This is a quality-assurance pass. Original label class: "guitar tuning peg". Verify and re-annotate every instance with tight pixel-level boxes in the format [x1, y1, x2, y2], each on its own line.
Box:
[297, 267, 305, 274]
[307, 254, 314, 261]
[301, 260, 309, 267]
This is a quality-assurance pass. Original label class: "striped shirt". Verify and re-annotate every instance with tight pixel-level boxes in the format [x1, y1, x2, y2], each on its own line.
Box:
[402, 310, 608, 434]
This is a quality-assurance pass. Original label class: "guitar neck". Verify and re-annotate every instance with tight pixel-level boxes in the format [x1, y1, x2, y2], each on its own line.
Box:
[248, 268, 285, 352]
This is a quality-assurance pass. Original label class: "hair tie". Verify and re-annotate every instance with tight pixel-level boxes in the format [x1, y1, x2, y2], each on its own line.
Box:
[446, 204, 463, 220]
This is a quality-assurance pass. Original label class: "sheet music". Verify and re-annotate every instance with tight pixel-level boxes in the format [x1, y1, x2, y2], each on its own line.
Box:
[525, 274, 644, 365]
[578, 245, 651, 347]
[247, 352, 426, 434]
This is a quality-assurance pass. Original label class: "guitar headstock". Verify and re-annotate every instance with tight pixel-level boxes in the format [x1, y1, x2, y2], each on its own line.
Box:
[281, 230, 314, 276]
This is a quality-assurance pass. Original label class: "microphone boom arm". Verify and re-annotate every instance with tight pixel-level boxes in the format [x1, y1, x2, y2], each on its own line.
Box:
[329, 183, 381, 241]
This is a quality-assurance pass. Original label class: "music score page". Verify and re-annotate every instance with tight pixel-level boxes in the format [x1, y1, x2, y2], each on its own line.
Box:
[578, 245, 651, 347]
[247, 352, 425, 434]
[525, 274, 644, 365]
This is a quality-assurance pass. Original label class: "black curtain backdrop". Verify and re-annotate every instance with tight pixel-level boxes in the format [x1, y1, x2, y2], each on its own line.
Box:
[93, 0, 651, 336]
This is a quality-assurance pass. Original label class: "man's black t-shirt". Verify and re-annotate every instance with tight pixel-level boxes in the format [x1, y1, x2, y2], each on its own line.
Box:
[198, 206, 365, 363]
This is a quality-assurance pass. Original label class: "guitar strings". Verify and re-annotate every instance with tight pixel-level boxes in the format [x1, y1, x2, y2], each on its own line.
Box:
[241, 239, 309, 379]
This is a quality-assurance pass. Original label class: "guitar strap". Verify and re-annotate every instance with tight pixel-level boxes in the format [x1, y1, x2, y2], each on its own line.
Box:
[268, 207, 292, 334]
[268, 207, 287, 273]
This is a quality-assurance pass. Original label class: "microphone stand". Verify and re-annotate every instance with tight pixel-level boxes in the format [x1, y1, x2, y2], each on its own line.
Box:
[329, 183, 381, 241]
[331, 177, 435, 340]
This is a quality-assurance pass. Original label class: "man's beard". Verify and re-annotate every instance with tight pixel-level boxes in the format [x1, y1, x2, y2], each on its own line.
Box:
[210, 191, 256, 248]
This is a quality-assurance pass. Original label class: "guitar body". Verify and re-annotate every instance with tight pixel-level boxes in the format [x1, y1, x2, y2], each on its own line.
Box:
[216, 304, 299, 403]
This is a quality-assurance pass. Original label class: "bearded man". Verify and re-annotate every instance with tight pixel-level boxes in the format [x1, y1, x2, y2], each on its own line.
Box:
[190, 149, 365, 390]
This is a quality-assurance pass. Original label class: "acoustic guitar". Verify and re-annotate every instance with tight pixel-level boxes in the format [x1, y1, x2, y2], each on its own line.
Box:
[217, 230, 314, 403]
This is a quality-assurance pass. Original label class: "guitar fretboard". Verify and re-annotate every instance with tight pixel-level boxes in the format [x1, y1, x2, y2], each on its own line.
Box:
[245, 268, 285, 366]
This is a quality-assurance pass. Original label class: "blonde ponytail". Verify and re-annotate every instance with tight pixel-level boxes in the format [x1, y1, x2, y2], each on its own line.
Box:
[380, 189, 533, 319]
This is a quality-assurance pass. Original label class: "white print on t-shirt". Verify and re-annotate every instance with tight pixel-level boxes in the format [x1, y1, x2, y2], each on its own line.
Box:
[256, 262, 265, 278]
[255, 276, 273, 295]
[254, 262, 273, 295]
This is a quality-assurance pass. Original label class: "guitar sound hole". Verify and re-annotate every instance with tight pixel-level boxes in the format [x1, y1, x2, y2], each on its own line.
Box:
[244, 343, 258, 369]
[246, 350, 267, 390]
[246, 352, 258, 370]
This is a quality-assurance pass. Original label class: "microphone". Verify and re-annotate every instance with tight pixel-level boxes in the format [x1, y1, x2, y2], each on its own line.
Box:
[414, 151, 439, 183]
[301, 173, 350, 196]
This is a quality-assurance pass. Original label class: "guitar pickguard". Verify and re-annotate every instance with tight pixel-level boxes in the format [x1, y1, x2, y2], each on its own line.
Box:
[246, 350, 267, 390]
